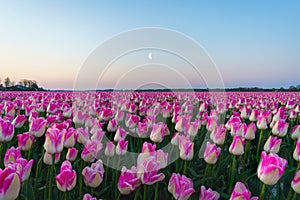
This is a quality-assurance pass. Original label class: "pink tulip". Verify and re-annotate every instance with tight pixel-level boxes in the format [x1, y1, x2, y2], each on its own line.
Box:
[77, 127, 89, 144]
[114, 127, 127, 142]
[168, 173, 195, 200]
[204, 142, 221, 165]
[81, 140, 102, 163]
[107, 119, 117, 132]
[150, 123, 167, 143]
[137, 154, 165, 185]
[16, 132, 35, 151]
[178, 135, 194, 160]
[125, 114, 139, 129]
[44, 152, 60, 165]
[206, 116, 218, 132]
[257, 151, 287, 185]
[104, 141, 115, 157]
[4, 147, 22, 167]
[118, 166, 141, 194]
[230, 122, 245, 137]
[230, 182, 256, 200]
[187, 121, 199, 137]
[66, 147, 78, 161]
[141, 142, 156, 153]
[0, 119, 14, 142]
[199, 186, 220, 200]
[210, 125, 227, 145]
[63, 128, 78, 148]
[257, 116, 268, 130]
[82, 193, 97, 200]
[137, 122, 150, 138]
[99, 108, 114, 121]
[0, 167, 21, 200]
[44, 127, 66, 154]
[272, 119, 289, 137]
[225, 116, 241, 130]
[91, 129, 106, 143]
[244, 123, 256, 140]
[56, 160, 77, 192]
[175, 115, 189, 133]
[29, 117, 47, 137]
[240, 106, 251, 119]
[9, 158, 34, 182]
[12, 114, 27, 129]
[229, 136, 245, 155]
[82, 160, 105, 188]
[171, 132, 180, 146]
[116, 140, 128, 155]
[293, 140, 300, 162]
[292, 170, 300, 194]
[115, 110, 124, 122]
[291, 125, 300, 140]
[249, 109, 259, 122]
[263, 136, 282, 154]
[73, 110, 88, 126]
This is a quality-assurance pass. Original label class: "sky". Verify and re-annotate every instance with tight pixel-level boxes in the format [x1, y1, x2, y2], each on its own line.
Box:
[0, 1, 299, 90]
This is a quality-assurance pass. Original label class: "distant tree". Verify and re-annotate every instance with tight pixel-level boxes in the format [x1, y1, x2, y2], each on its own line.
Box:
[296, 85, 300, 90]
[4, 77, 11, 87]
[11, 81, 15, 86]
[289, 85, 297, 91]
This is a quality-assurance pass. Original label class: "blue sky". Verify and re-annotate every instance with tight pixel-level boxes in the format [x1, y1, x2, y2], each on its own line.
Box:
[0, 1, 299, 89]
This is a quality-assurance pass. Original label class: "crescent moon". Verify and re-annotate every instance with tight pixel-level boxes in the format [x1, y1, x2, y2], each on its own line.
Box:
[148, 52, 152, 60]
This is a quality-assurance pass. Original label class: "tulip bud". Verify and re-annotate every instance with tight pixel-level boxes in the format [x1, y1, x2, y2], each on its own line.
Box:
[0, 167, 21, 200]
[229, 136, 245, 155]
[29, 117, 47, 137]
[44, 152, 60, 165]
[116, 140, 128, 156]
[168, 173, 195, 200]
[66, 147, 78, 161]
[0, 119, 14, 142]
[104, 141, 115, 157]
[292, 170, 300, 194]
[56, 160, 77, 192]
[263, 136, 282, 154]
[204, 142, 221, 165]
[118, 166, 141, 195]
[257, 151, 287, 185]
[200, 185, 220, 200]
[82, 160, 105, 188]
[16, 132, 35, 151]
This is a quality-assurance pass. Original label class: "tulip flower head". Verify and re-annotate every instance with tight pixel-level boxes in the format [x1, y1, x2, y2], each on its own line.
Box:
[82, 160, 105, 188]
[168, 173, 195, 200]
[56, 160, 77, 192]
[257, 151, 287, 185]
[199, 186, 220, 200]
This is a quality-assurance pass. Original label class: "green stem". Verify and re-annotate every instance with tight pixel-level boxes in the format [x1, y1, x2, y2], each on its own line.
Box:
[154, 182, 159, 200]
[48, 154, 55, 200]
[229, 155, 237, 194]
[256, 129, 263, 158]
[35, 151, 44, 191]
[243, 140, 251, 167]
[134, 186, 140, 200]
[183, 161, 188, 175]
[64, 191, 67, 200]
[27, 149, 31, 160]
[91, 187, 94, 196]
[105, 157, 109, 186]
[143, 185, 147, 200]
[79, 160, 84, 197]
[292, 192, 298, 200]
[259, 183, 266, 200]
[202, 164, 210, 185]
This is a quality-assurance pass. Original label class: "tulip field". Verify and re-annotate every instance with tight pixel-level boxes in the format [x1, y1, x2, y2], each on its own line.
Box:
[1, 91, 300, 200]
